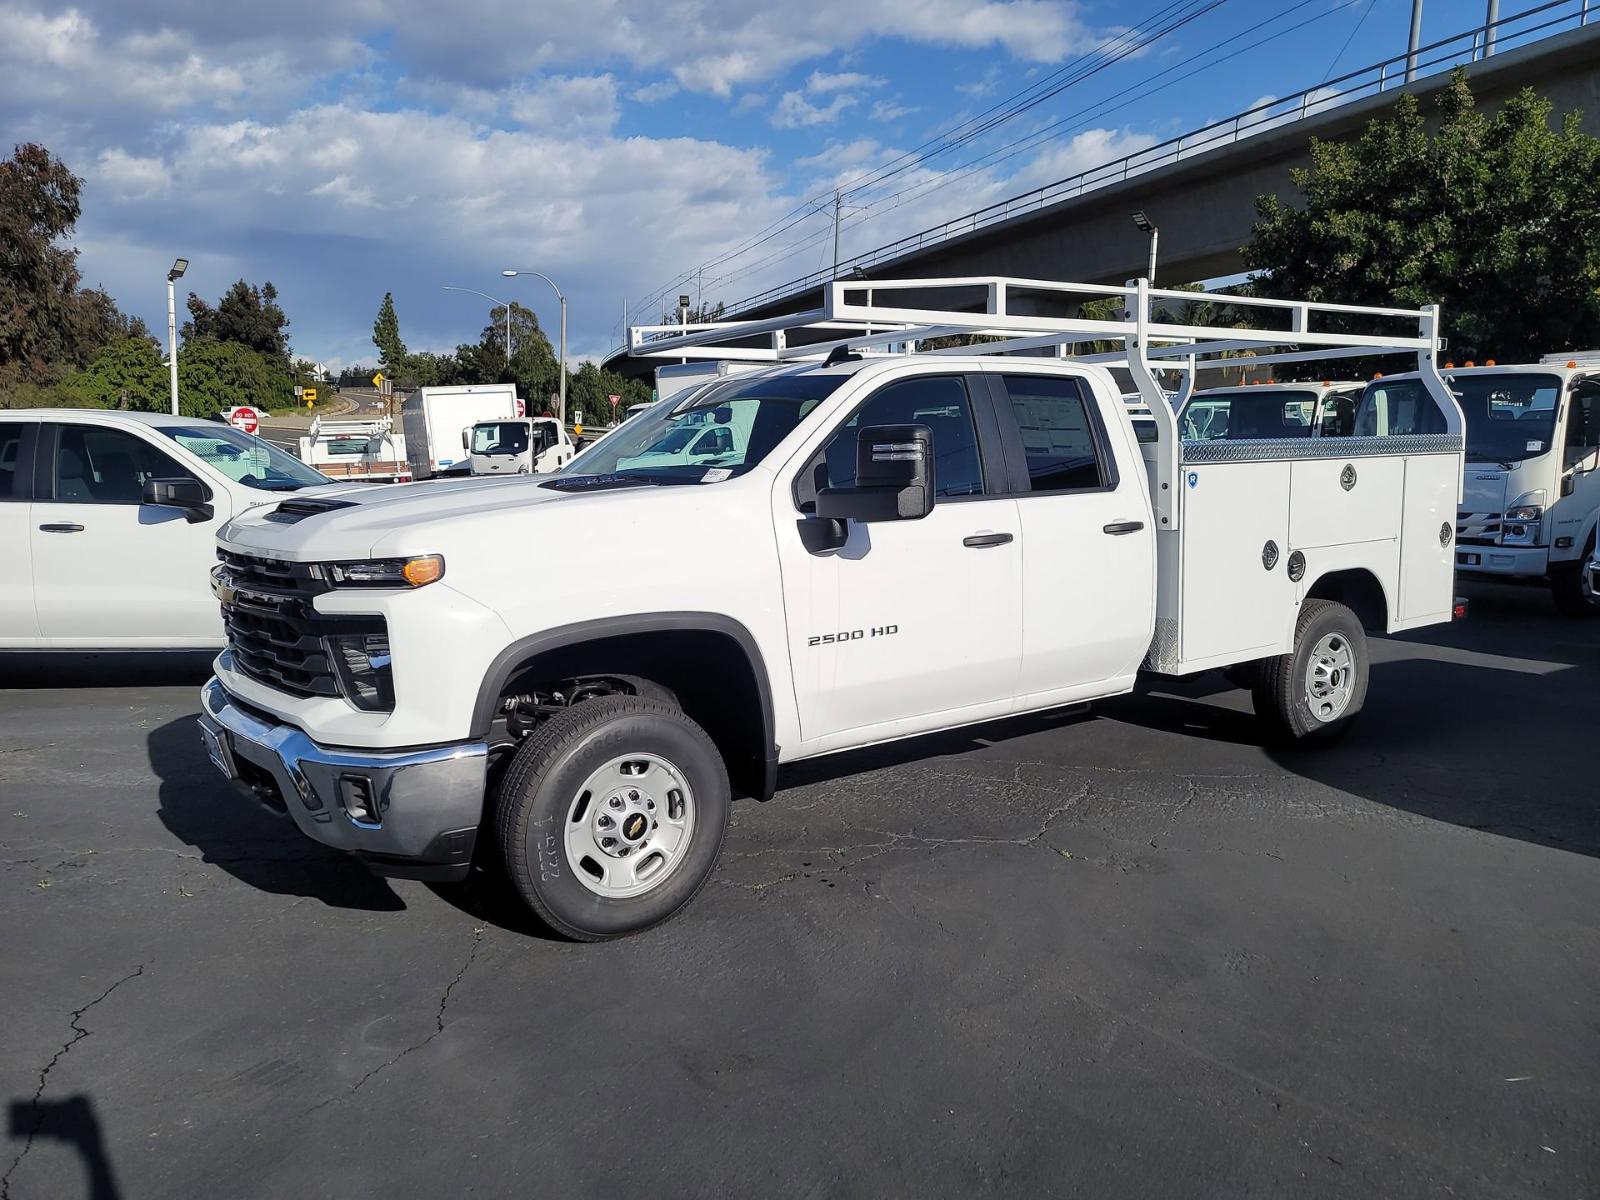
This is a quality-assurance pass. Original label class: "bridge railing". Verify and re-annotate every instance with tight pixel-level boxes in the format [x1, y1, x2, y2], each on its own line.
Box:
[694, 0, 1592, 324]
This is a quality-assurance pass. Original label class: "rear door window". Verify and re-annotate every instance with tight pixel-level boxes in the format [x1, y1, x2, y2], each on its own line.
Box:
[0, 422, 30, 500]
[997, 374, 1108, 491]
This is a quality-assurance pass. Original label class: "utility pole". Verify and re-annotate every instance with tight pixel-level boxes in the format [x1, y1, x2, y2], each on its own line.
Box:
[696, 266, 703, 312]
[832, 191, 842, 281]
[1406, 0, 1424, 83]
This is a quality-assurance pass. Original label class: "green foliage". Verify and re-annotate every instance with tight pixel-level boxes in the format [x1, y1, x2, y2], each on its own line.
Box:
[372, 292, 407, 372]
[568, 361, 650, 420]
[184, 280, 291, 367]
[58, 337, 167, 410]
[1245, 69, 1600, 362]
[58, 336, 289, 417]
[0, 143, 144, 389]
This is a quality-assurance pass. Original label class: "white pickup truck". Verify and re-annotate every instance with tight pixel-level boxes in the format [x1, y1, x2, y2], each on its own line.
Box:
[0, 409, 331, 649]
[197, 277, 1464, 940]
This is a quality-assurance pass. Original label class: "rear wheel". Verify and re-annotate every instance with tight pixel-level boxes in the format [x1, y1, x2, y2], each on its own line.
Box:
[1253, 599, 1368, 744]
[494, 695, 730, 940]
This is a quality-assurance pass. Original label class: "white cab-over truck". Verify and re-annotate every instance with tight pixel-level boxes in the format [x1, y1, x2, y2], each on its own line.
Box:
[197, 278, 1464, 940]
[1, 410, 331, 648]
[1360, 357, 1599, 614]
[466, 416, 575, 475]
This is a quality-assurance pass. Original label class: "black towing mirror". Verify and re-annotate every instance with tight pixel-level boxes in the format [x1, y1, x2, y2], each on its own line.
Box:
[815, 423, 935, 523]
[803, 423, 934, 553]
[142, 477, 213, 523]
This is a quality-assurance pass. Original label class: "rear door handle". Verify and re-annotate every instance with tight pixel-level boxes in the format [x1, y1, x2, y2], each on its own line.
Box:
[1102, 520, 1144, 536]
[38, 523, 84, 533]
[963, 532, 1014, 548]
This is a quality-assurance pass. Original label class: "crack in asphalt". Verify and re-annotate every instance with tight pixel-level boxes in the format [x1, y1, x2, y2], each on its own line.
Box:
[2, 964, 146, 1200]
[304, 929, 484, 1115]
[720, 785, 1091, 893]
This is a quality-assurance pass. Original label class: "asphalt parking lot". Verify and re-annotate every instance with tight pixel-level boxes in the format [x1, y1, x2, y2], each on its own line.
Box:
[2, 582, 1596, 1199]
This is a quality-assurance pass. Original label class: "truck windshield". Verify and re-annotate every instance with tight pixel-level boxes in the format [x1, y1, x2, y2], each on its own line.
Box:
[472, 422, 529, 455]
[1181, 390, 1318, 440]
[156, 426, 328, 490]
[1450, 373, 1562, 464]
[550, 372, 849, 486]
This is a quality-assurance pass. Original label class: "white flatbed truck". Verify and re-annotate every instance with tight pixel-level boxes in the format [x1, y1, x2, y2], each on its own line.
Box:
[196, 277, 1464, 939]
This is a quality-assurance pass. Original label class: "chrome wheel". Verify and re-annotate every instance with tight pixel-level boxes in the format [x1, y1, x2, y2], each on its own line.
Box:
[563, 753, 695, 899]
[1303, 632, 1355, 723]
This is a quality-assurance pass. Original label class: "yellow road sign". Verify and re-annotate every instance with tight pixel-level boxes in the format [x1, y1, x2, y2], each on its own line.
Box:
[371, 372, 385, 388]
[303, 387, 318, 404]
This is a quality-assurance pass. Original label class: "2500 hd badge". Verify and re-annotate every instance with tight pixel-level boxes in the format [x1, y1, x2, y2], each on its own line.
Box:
[808, 625, 899, 647]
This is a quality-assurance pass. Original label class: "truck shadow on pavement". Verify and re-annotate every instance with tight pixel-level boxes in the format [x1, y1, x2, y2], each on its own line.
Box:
[1110, 583, 1600, 859]
[7, 1094, 122, 1200]
[0, 651, 218, 689]
[146, 717, 406, 911]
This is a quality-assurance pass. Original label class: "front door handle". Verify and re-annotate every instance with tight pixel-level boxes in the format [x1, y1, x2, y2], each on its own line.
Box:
[963, 532, 1014, 548]
[38, 523, 85, 533]
[1102, 520, 1145, 536]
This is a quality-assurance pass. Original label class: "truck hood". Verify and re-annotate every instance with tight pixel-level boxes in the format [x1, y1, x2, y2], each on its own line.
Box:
[218, 474, 747, 560]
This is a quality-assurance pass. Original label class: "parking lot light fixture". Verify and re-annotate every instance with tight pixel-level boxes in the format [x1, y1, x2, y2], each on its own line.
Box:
[166, 257, 188, 415]
[1131, 212, 1157, 284]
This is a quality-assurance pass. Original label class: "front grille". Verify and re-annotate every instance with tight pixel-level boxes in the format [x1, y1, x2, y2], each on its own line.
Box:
[217, 551, 386, 703]
[1456, 511, 1502, 547]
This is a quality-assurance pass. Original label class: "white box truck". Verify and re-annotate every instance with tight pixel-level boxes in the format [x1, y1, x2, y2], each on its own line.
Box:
[198, 277, 1464, 940]
[401, 384, 520, 480]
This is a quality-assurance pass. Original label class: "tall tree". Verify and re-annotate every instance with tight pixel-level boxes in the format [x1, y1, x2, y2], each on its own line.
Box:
[184, 279, 291, 366]
[0, 143, 142, 388]
[372, 293, 407, 372]
[1244, 69, 1600, 362]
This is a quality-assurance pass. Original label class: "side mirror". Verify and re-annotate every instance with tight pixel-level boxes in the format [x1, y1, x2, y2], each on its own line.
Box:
[461, 429, 471, 450]
[815, 423, 935, 524]
[143, 477, 213, 523]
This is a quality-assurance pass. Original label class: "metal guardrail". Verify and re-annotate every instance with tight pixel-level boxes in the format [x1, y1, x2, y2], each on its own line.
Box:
[619, 0, 1590, 348]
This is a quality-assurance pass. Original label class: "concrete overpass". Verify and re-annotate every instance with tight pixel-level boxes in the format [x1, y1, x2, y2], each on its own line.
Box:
[610, 7, 1600, 372]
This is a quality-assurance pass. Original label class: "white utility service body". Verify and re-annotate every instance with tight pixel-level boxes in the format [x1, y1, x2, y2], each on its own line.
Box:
[296, 415, 409, 482]
[0, 410, 334, 649]
[400, 384, 521, 479]
[196, 277, 1463, 939]
[467, 417, 575, 475]
[1370, 359, 1599, 613]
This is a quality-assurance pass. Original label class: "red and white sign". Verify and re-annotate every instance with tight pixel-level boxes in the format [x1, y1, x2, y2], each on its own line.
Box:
[227, 406, 260, 435]
[515, 398, 526, 417]
[608, 393, 621, 408]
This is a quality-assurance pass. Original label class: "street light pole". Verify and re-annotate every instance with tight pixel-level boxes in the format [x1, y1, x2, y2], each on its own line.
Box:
[1131, 211, 1158, 284]
[441, 286, 513, 364]
[501, 269, 567, 423]
[166, 257, 188, 416]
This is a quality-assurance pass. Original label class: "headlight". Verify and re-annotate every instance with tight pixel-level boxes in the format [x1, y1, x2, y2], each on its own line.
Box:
[1505, 491, 1546, 521]
[327, 633, 394, 711]
[324, 554, 444, 588]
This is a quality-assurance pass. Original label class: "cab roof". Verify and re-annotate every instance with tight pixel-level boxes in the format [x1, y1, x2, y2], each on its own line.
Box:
[0, 408, 226, 428]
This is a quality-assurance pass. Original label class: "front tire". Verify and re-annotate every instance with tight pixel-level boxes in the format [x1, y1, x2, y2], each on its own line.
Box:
[494, 696, 730, 941]
[1551, 564, 1596, 618]
[1252, 599, 1368, 744]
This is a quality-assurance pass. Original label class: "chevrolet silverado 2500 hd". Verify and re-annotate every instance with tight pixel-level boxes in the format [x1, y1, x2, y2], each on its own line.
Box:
[197, 278, 1464, 940]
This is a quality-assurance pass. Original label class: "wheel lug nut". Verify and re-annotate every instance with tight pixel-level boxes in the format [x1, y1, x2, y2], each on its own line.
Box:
[597, 814, 612, 828]
[628, 790, 639, 801]
[608, 796, 623, 809]
[601, 836, 616, 847]
[646, 799, 655, 810]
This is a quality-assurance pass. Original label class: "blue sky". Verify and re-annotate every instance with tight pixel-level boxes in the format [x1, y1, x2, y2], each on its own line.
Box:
[0, 0, 1523, 374]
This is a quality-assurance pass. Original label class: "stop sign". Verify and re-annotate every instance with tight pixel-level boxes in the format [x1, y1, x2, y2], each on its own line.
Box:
[228, 406, 260, 435]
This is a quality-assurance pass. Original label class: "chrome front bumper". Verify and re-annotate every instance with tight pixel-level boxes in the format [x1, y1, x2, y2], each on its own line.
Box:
[197, 677, 488, 881]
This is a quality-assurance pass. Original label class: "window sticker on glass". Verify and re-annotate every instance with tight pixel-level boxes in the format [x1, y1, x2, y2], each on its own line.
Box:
[1526, 440, 1544, 453]
[701, 467, 732, 483]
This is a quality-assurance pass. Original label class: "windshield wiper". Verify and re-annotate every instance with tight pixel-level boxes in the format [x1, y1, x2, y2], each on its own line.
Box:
[1466, 457, 1516, 471]
[539, 473, 658, 492]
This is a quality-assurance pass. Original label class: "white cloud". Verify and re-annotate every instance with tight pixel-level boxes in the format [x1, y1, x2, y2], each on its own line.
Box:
[504, 75, 619, 135]
[771, 90, 857, 129]
[631, 79, 679, 103]
[870, 100, 918, 122]
[806, 70, 883, 94]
